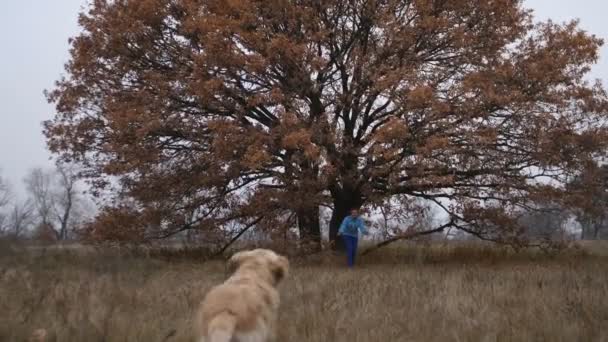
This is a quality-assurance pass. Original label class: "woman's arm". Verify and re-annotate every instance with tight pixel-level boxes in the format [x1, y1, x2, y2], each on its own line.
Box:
[338, 217, 348, 235]
[358, 219, 369, 235]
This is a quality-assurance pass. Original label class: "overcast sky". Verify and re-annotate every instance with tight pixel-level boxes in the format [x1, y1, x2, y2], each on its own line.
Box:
[1, 1, 607, 195]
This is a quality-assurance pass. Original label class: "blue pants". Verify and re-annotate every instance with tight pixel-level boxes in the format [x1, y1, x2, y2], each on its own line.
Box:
[342, 235, 358, 267]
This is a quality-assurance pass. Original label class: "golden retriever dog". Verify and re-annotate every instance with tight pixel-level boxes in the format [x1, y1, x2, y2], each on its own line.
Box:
[28, 329, 48, 342]
[194, 249, 289, 342]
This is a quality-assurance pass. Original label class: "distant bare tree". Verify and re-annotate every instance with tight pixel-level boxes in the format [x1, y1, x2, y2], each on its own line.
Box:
[0, 172, 13, 233]
[24, 168, 56, 238]
[24, 165, 87, 241]
[54, 165, 78, 240]
[0, 174, 10, 208]
[518, 205, 569, 241]
[567, 163, 608, 240]
[4, 200, 34, 239]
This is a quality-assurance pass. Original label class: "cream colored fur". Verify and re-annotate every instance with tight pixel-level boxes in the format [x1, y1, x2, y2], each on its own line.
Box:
[194, 249, 289, 342]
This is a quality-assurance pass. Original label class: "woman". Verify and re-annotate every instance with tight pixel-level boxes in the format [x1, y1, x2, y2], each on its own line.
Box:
[337, 208, 369, 267]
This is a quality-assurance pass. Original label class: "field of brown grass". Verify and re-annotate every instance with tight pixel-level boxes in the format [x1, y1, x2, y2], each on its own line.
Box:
[1, 241, 607, 341]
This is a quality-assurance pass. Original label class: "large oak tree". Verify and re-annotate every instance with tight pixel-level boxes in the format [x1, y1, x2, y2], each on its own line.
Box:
[46, 0, 608, 246]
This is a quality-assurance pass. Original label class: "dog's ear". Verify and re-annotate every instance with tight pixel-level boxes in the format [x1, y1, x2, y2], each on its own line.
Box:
[270, 255, 289, 284]
[227, 250, 253, 272]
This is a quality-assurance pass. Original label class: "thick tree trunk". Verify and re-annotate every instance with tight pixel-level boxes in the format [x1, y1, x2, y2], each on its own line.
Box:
[329, 189, 363, 251]
[580, 217, 593, 240]
[329, 203, 349, 251]
[593, 223, 601, 240]
[297, 206, 321, 250]
[59, 194, 72, 241]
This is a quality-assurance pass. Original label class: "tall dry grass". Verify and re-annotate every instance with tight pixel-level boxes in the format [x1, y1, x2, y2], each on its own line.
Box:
[1, 240, 607, 341]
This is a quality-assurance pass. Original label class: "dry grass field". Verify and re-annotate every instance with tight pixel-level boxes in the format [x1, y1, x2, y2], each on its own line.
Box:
[1, 241, 608, 341]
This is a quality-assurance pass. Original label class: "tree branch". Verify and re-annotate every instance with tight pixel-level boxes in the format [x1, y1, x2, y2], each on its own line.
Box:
[214, 216, 264, 256]
[361, 220, 454, 256]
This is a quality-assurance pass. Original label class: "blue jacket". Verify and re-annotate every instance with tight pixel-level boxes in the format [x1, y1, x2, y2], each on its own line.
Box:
[338, 216, 368, 238]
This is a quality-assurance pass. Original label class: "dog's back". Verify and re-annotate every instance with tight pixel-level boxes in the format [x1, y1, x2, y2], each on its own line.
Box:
[195, 249, 289, 342]
[197, 278, 278, 342]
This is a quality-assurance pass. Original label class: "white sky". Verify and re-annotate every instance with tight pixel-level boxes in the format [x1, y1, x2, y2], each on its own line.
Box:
[0, 1, 607, 195]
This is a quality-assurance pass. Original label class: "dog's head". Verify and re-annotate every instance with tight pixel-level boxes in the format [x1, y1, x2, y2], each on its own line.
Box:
[228, 249, 289, 285]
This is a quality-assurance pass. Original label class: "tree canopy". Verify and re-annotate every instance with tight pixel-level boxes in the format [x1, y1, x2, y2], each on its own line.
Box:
[45, 0, 608, 246]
